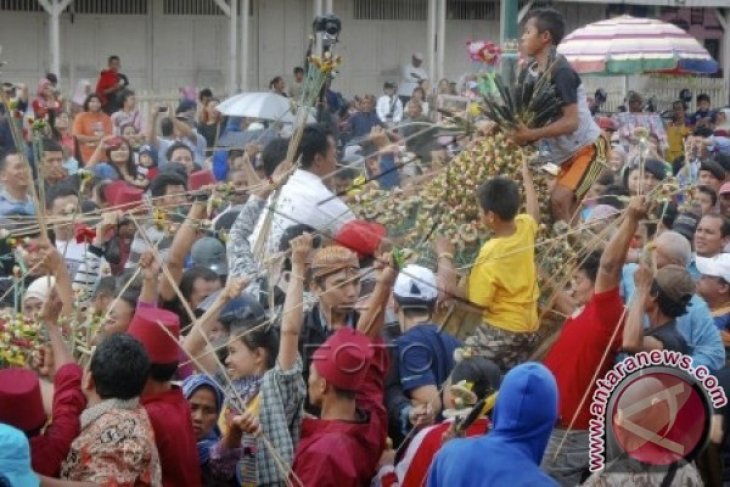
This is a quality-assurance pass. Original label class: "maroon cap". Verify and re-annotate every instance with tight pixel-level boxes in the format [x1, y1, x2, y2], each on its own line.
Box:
[127, 308, 181, 364]
[334, 220, 386, 260]
[312, 328, 374, 391]
[104, 181, 144, 210]
[0, 369, 46, 432]
[188, 170, 215, 191]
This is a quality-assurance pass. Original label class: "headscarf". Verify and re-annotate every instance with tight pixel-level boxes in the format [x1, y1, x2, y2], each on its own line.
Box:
[182, 374, 225, 464]
[35, 78, 52, 99]
[23, 276, 55, 306]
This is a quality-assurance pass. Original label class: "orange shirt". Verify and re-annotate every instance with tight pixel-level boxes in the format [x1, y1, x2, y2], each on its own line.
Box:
[72, 111, 112, 163]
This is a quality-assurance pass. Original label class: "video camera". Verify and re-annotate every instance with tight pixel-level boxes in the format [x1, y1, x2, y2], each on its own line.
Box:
[313, 14, 341, 49]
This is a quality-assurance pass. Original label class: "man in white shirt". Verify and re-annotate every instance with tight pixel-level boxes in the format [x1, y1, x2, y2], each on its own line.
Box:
[398, 53, 428, 105]
[250, 124, 355, 256]
[377, 82, 404, 127]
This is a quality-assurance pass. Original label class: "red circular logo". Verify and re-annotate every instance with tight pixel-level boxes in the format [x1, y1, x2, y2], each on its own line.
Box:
[608, 369, 710, 466]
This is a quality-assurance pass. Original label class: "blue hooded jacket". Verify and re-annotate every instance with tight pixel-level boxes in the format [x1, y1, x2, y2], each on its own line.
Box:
[427, 363, 559, 487]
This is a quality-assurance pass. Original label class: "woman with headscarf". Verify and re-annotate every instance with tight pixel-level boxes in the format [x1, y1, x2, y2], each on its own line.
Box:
[182, 374, 242, 487]
[23, 276, 56, 319]
[31, 78, 61, 121]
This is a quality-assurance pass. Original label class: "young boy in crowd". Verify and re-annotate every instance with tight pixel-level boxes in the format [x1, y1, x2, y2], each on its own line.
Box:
[437, 160, 540, 372]
[509, 7, 605, 223]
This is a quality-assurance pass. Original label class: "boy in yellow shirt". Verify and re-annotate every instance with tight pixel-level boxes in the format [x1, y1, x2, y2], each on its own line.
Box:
[436, 160, 540, 372]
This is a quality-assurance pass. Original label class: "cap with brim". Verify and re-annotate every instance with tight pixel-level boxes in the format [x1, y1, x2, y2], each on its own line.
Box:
[413, 53, 424, 61]
[720, 182, 730, 196]
[654, 265, 695, 304]
[393, 264, 438, 305]
[700, 160, 726, 181]
[695, 254, 730, 283]
[0, 424, 40, 487]
[644, 159, 667, 181]
[672, 212, 701, 243]
[191, 236, 228, 276]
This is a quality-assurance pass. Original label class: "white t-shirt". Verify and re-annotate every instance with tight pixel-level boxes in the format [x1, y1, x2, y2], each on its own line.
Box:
[377, 95, 404, 124]
[249, 169, 355, 256]
[399, 63, 429, 97]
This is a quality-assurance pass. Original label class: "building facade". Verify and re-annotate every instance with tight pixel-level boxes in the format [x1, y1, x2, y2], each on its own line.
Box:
[0, 0, 727, 101]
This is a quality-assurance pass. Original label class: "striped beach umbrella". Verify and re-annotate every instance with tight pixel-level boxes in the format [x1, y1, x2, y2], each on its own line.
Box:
[557, 15, 718, 75]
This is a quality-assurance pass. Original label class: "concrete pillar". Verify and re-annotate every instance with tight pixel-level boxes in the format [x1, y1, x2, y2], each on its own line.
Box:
[427, 0, 437, 84]
[229, 0, 239, 94]
[436, 0, 445, 82]
[240, 0, 250, 91]
[38, 0, 73, 82]
[724, 9, 730, 105]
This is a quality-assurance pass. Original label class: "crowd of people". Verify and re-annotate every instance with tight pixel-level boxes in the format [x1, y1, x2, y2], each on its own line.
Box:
[1, 6, 730, 487]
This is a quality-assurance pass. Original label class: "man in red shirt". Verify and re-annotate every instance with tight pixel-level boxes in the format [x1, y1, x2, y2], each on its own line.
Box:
[292, 254, 397, 486]
[542, 196, 646, 485]
[96, 55, 128, 114]
[128, 308, 202, 487]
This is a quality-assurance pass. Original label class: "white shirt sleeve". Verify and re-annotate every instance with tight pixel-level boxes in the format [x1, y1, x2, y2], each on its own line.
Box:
[394, 98, 404, 124]
[376, 96, 390, 122]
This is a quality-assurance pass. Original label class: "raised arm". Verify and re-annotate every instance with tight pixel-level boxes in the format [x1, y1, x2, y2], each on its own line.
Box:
[521, 158, 540, 223]
[595, 197, 647, 294]
[434, 237, 467, 302]
[146, 104, 163, 150]
[357, 252, 398, 338]
[622, 265, 663, 352]
[158, 200, 206, 302]
[137, 250, 160, 305]
[278, 234, 312, 370]
[183, 277, 247, 374]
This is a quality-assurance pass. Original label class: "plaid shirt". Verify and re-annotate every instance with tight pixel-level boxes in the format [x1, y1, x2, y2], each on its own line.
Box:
[254, 356, 306, 486]
[222, 357, 305, 486]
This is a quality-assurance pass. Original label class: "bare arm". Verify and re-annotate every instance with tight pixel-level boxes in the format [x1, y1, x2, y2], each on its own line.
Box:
[357, 253, 398, 338]
[171, 116, 196, 143]
[183, 277, 247, 374]
[158, 201, 206, 302]
[521, 159, 540, 223]
[147, 106, 161, 149]
[278, 234, 312, 371]
[531, 104, 579, 140]
[622, 265, 664, 352]
[138, 250, 159, 304]
[595, 197, 646, 294]
[434, 238, 467, 302]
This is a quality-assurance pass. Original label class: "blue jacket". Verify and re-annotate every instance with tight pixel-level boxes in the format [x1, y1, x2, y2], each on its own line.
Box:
[621, 263, 724, 371]
[427, 363, 559, 487]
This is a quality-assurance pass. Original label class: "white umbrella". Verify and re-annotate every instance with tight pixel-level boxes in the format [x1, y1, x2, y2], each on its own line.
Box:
[216, 92, 295, 120]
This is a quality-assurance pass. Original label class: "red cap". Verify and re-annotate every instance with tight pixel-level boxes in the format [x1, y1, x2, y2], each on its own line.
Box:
[312, 328, 374, 391]
[334, 220, 386, 260]
[189, 170, 215, 191]
[104, 181, 144, 210]
[127, 308, 181, 364]
[0, 369, 46, 432]
[720, 182, 730, 196]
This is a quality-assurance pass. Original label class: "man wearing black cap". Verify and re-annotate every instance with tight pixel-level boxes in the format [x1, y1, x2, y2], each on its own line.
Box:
[699, 159, 726, 194]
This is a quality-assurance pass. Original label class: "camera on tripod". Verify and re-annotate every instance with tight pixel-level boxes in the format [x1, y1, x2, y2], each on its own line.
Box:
[313, 14, 341, 47]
